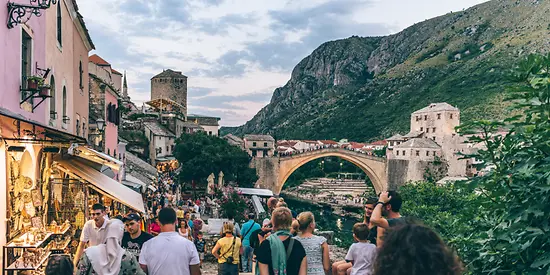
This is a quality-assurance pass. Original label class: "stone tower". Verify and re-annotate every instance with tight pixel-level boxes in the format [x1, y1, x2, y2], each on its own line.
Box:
[123, 70, 128, 99]
[150, 69, 188, 116]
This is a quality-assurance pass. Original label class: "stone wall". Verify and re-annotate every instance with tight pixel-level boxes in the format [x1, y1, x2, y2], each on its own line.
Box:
[252, 157, 280, 191]
[387, 159, 408, 190]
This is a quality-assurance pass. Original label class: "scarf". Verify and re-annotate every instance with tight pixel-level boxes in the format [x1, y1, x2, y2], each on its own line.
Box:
[259, 230, 292, 275]
[85, 219, 125, 275]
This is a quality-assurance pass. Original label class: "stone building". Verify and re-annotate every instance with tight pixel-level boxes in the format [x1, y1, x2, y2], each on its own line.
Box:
[143, 121, 176, 166]
[387, 102, 473, 181]
[188, 114, 220, 136]
[151, 69, 188, 118]
[244, 135, 275, 158]
[224, 134, 245, 149]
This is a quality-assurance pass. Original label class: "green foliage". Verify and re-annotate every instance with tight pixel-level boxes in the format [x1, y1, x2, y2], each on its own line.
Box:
[458, 53, 550, 274]
[119, 130, 149, 159]
[173, 132, 258, 188]
[399, 182, 485, 272]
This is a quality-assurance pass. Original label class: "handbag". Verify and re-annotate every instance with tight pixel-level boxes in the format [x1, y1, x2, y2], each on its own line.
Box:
[221, 237, 237, 264]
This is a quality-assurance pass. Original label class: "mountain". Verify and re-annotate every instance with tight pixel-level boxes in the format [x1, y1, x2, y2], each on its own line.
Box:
[223, 0, 550, 142]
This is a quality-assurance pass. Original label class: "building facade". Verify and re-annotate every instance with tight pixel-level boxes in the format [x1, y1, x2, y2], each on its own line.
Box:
[151, 69, 188, 118]
[88, 54, 121, 157]
[244, 135, 275, 158]
[143, 121, 176, 166]
[188, 114, 220, 136]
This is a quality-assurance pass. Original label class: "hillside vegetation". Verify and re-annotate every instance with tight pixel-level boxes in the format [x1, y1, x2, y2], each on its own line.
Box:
[224, 0, 550, 141]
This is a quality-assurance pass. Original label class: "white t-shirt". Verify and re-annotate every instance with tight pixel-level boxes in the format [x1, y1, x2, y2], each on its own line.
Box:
[80, 218, 109, 246]
[345, 242, 377, 275]
[139, 231, 200, 275]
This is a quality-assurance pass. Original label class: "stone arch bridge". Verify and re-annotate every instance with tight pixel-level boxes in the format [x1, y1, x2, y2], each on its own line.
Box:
[252, 148, 389, 195]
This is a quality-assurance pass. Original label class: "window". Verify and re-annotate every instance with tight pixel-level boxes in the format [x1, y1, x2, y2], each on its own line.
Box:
[424, 115, 427, 120]
[56, 2, 62, 46]
[82, 118, 86, 136]
[113, 149, 117, 157]
[252, 150, 257, 157]
[49, 76, 56, 119]
[433, 151, 436, 156]
[171, 145, 174, 152]
[433, 127, 436, 132]
[396, 151, 399, 156]
[208, 131, 212, 135]
[118, 153, 121, 160]
[420, 127, 423, 132]
[62, 86, 67, 119]
[75, 114, 81, 136]
[437, 113, 441, 119]
[416, 150, 420, 156]
[21, 29, 32, 100]
[166, 146, 169, 152]
[402, 150, 406, 156]
[79, 60, 83, 89]
[264, 142, 268, 147]
[426, 151, 429, 157]
[252, 142, 257, 147]
[450, 114, 453, 119]
[107, 148, 110, 155]
[159, 136, 162, 140]
[432, 136, 436, 140]
[159, 147, 162, 154]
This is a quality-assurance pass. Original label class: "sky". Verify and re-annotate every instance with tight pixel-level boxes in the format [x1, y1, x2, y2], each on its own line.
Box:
[78, 0, 488, 127]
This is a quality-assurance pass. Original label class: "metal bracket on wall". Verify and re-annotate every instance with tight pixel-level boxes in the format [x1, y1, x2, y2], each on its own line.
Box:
[7, 0, 57, 29]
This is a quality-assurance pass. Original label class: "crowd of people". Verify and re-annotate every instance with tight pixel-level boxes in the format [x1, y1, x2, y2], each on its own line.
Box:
[41, 170, 464, 275]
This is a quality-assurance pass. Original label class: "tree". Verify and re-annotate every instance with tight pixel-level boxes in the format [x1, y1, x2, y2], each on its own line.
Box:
[173, 132, 258, 188]
[459, 53, 550, 274]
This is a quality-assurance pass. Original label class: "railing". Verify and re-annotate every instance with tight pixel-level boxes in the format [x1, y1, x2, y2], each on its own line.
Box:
[279, 147, 386, 162]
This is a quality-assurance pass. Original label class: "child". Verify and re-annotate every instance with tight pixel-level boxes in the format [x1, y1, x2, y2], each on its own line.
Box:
[344, 223, 377, 275]
[194, 231, 206, 268]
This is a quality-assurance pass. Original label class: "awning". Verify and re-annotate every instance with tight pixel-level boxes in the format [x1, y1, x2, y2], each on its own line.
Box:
[70, 145, 124, 171]
[156, 156, 176, 162]
[54, 158, 145, 213]
[147, 185, 157, 192]
[0, 107, 87, 144]
[122, 174, 147, 192]
[236, 188, 273, 197]
[251, 195, 266, 215]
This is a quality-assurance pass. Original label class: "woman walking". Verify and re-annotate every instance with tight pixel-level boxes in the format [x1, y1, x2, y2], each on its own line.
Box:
[212, 222, 242, 275]
[295, 212, 330, 275]
[179, 219, 192, 241]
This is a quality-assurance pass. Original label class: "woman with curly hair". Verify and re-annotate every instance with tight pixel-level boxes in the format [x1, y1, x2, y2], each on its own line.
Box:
[374, 221, 464, 275]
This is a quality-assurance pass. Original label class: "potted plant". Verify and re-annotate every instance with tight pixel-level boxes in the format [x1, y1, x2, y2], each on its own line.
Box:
[39, 84, 50, 96]
[26, 76, 44, 90]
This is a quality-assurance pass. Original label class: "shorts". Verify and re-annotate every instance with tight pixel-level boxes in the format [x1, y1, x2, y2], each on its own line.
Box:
[199, 252, 204, 260]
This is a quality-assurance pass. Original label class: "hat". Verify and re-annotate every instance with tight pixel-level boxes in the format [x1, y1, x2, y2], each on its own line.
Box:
[123, 213, 141, 222]
[262, 218, 271, 226]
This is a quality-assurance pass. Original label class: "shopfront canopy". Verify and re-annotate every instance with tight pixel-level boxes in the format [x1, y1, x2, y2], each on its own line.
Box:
[54, 158, 145, 213]
[251, 195, 266, 216]
[70, 145, 124, 172]
[236, 187, 274, 197]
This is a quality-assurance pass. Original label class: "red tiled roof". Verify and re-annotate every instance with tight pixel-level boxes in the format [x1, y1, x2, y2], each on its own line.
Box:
[368, 140, 388, 146]
[350, 142, 365, 149]
[320, 140, 338, 145]
[111, 68, 122, 75]
[303, 140, 318, 144]
[89, 54, 110, 66]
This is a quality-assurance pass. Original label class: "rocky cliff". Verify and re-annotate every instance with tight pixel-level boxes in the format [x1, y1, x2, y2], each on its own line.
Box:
[225, 0, 550, 141]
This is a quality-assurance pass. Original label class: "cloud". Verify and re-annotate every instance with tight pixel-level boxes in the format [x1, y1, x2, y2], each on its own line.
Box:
[78, 0, 488, 126]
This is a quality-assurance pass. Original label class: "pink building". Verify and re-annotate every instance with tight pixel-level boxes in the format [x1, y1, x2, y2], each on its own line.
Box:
[88, 54, 122, 158]
[0, 0, 48, 123]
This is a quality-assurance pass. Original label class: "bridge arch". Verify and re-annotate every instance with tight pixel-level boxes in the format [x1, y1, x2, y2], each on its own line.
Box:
[274, 148, 387, 195]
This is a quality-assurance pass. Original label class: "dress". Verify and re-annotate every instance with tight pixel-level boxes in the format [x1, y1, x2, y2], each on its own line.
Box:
[76, 250, 145, 275]
[295, 235, 327, 275]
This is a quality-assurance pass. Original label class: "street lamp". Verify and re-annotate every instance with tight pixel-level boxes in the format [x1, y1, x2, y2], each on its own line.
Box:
[96, 118, 106, 133]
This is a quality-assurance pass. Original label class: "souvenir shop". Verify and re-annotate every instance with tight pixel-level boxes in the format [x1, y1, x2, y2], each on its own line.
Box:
[0, 111, 144, 274]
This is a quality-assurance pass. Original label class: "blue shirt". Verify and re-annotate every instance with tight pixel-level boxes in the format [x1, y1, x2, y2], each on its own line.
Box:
[241, 220, 260, 247]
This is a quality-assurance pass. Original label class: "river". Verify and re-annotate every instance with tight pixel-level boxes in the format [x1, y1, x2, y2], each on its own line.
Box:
[281, 195, 361, 248]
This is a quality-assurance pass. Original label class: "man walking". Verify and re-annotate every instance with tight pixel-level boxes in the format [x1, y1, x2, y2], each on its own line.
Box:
[241, 213, 261, 272]
[74, 203, 109, 266]
[139, 208, 201, 275]
[122, 213, 153, 261]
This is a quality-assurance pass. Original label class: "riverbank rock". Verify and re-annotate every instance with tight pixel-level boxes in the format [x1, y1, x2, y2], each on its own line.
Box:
[316, 231, 334, 244]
